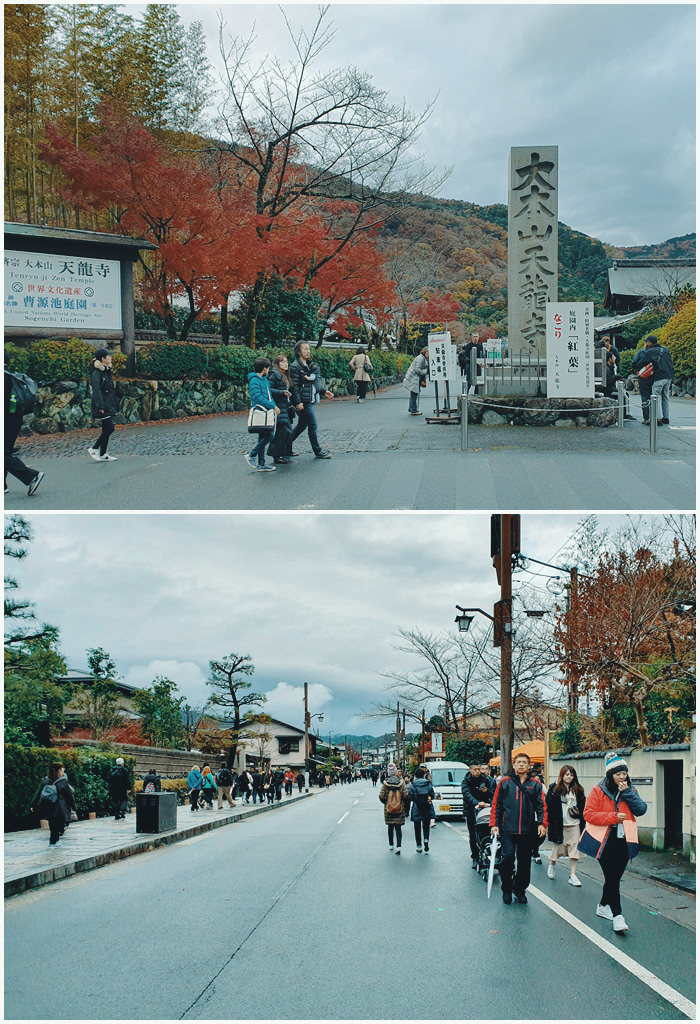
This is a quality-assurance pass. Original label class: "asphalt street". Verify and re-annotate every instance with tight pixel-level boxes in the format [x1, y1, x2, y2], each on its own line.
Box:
[7, 386, 695, 511]
[4, 785, 695, 1020]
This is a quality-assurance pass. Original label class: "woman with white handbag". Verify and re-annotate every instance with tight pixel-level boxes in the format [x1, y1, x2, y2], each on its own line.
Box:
[246, 358, 280, 472]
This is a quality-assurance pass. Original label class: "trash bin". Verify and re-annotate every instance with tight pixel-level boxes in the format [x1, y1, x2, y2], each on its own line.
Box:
[135, 792, 177, 833]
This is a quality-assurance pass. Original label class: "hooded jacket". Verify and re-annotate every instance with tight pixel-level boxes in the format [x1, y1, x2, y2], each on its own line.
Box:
[290, 357, 323, 407]
[248, 372, 276, 410]
[187, 768, 203, 790]
[490, 772, 547, 835]
[580, 777, 647, 859]
[408, 777, 435, 822]
[379, 775, 408, 824]
[90, 361, 118, 418]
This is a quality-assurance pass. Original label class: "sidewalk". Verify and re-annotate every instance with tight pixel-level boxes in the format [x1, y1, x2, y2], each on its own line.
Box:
[4, 791, 313, 897]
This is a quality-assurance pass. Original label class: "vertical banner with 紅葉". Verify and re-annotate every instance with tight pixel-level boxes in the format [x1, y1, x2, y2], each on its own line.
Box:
[546, 302, 594, 397]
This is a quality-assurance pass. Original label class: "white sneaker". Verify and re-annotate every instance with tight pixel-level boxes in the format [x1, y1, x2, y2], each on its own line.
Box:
[547, 861, 556, 879]
[98, 453, 117, 461]
[596, 903, 613, 920]
[568, 875, 582, 887]
[87, 447, 99, 459]
[613, 914, 628, 933]
[388, 844, 394, 851]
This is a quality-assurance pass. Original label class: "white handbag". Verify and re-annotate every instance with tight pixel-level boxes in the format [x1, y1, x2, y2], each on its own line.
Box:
[247, 405, 277, 433]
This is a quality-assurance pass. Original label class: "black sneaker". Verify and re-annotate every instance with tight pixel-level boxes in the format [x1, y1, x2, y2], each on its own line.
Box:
[424, 841, 429, 852]
[314, 449, 332, 459]
[513, 892, 528, 904]
[471, 859, 479, 870]
[502, 892, 512, 905]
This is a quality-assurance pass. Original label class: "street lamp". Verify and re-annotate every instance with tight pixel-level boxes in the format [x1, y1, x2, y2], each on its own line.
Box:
[303, 682, 324, 793]
[455, 606, 493, 631]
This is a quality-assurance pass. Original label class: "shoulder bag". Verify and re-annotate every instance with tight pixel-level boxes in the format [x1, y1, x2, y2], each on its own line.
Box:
[248, 405, 277, 433]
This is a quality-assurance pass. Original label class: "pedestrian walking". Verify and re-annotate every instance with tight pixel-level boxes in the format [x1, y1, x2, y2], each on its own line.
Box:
[108, 757, 131, 820]
[239, 769, 252, 804]
[580, 752, 647, 934]
[142, 768, 161, 793]
[349, 347, 374, 402]
[201, 765, 217, 809]
[296, 770, 305, 793]
[252, 768, 265, 804]
[31, 762, 77, 847]
[88, 348, 119, 462]
[288, 341, 334, 458]
[545, 765, 585, 886]
[267, 354, 295, 464]
[490, 752, 547, 905]
[462, 763, 496, 868]
[246, 358, 279, 472]
[379, 762, 408, 855]
[216, 763, 236, 809]
[631, 338, 655, 425]
[402, 347, 429, 414]
[284, 769, 295, 795]
[4, 355, 44, 496]
[408, 766, 435, 853]
[272, 767, 284, 802]
[370, 769, 378, 787]
[646, 334, 675, 424]
[528, 765, 547, 865]
[187, 765, 203, 812]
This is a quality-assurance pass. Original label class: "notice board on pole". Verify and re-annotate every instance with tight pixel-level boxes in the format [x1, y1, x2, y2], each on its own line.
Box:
[427, 331, 455, 381]
[546, 302, 594, 398]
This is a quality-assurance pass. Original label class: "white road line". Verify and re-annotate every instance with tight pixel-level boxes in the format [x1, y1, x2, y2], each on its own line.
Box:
[529, 885, 696, 1020]
[443, 822, 695, 1019]
[337, 812, 349, 824]
[353, 799, 359, 806]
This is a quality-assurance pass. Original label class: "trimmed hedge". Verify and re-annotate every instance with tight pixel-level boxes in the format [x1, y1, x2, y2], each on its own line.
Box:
[134, 777, 188, 803]
[4, 743, 134, 832]
[658, 298, 696, 380]
[5, 338, 127, 381]
[136, 341, 209, 380]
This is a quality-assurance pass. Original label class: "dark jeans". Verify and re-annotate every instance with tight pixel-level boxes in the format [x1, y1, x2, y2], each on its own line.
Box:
[5, 412, 38, 485]
[599, 832, 629, 916]
[356, 380, 368, 400]
[252, 787, 264, 804]
[408, 390, 420, 413]
[639, 379, 653, 422]
[94, 416, 115, 455]
[112, 796, 128, 819]
[465, 808, 480, 860]
[499, 832, 532, 895]
[289, 403, 321, 453]
[49, 814, 65, 845]
[414, 819, 430, 845]
[388, 823, 403, 848]
[202, 788, 214, 808]
[249, 430, 273, 466]
[189, 788, 200, 811]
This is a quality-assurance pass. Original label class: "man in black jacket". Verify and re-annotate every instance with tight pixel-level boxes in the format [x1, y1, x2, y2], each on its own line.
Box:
[632, 338, 656, 425]
[462, 763, 496, 868]
[109, 757, 131, 820]
[4, 359, 44, 496]
[288, 341, 334, 458]
[490, 753, 547, 904]
[646, 334, 674, 425]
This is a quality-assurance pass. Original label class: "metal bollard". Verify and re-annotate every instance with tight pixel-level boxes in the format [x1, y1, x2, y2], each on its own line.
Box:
[461, 384, 469, 451]
[616, 382, 625, 428]
[649, 394, 658, 452]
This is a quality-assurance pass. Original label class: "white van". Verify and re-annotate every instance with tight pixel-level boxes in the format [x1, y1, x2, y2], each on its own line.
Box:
[425, 761, 469, 819]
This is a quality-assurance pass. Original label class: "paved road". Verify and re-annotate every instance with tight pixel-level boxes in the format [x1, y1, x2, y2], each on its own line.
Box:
[4, 786, 695, 1020]
[7, 387, 695, 511]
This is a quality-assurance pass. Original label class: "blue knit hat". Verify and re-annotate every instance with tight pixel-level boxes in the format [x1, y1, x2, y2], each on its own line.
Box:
[605, 751, 628, 773]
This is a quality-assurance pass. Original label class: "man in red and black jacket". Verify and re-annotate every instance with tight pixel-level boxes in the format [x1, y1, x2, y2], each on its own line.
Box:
[490, 752, 547, 904]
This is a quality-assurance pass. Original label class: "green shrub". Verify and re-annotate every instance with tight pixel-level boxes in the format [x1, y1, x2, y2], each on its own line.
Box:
[136, 342, 209, 380]
[619, 350, 636, 377]
[209, 344, 257, 382]
[657, 298, 696, 380]
[4, 338, 127, 383]
[617, 307, 670, 351]
[4, 743, 134, 832]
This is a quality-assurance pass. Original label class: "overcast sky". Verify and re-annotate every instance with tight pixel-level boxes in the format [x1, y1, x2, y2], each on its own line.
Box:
[10, 512, 637, 739]
[164, 2, 696, 246]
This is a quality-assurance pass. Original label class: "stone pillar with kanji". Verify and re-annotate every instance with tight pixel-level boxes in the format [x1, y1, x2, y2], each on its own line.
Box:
[507, 146, 558, 364]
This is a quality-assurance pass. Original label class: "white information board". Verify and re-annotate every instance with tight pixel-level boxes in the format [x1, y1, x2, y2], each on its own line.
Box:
[431, 732, 443, 754]
[546, 302, 594, 397]
[4, 249, 122, 330]
[427, 331, 453, 381]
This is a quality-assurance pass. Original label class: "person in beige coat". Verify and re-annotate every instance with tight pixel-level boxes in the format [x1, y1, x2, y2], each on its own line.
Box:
[349, 347, 374, 402]
[379, 763, 409, 854]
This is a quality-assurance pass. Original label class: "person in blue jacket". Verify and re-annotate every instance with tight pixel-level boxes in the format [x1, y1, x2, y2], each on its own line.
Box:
[408, 766, 435, 853]
[246, 358, 280, 472]
[187, 765, 203, 812]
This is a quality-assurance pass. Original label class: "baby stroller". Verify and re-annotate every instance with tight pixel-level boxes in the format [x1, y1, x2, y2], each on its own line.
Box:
[475, 804, 502, 881]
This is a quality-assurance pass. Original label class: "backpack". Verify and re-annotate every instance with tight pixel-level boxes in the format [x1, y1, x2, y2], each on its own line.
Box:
[385, 785, 404, 815]
[217, 767, 233, 786]
[144, 780, 156, 794]
[6, 370, 38, 416]
[40, 781, 58, 805]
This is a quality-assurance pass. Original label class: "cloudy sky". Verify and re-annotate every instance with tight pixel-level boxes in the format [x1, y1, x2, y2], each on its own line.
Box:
[165, 2, 695, 246]
[9, 512, 638, 738]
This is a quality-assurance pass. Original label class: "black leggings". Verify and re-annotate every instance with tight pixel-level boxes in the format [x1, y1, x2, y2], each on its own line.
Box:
[94, 417, 115, 455]
[388, 824, 403, 847]
[414, 819, 430, 845]
[599, 832, 629, 916]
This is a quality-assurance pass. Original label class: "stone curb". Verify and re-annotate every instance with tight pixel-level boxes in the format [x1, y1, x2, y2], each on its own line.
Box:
[5, 791, 313, 898]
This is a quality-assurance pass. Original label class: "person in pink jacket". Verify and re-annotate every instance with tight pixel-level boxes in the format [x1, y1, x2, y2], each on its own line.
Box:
[581, 751, 647, 935]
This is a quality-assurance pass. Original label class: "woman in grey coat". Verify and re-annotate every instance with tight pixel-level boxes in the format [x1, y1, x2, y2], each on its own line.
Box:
[403, 347, 429, 415]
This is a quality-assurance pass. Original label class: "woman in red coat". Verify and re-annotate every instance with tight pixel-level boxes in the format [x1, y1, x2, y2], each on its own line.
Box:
[581, 752, 647, 935]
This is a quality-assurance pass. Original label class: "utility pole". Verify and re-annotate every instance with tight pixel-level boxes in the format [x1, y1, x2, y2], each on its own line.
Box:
[396, 702, 401, 768]
[568, 566, 579, 716]
[492, 513, 519, 770]
[304, 682, 310, 793]
[421, 710, 426, 764]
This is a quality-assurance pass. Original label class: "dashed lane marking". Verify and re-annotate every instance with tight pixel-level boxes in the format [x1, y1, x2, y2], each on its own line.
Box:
[443, 821, 695, 1019]
[337, 812, 349, 824]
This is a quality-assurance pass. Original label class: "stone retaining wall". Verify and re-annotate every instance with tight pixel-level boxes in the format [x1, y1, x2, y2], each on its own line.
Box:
[26, 375, 399, 435]
[466, 395, 618, 427]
